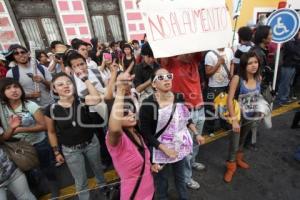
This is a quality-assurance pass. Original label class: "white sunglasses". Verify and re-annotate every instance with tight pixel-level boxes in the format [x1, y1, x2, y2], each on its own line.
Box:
[153, 73, 173, 82]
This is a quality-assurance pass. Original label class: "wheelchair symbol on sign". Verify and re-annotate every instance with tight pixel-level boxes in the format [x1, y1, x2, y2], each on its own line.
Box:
[273, 17, 289, 36]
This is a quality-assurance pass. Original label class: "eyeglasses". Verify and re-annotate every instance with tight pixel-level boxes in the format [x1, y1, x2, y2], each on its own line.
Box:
[153, 73, 173, 82]
[13, 50, 27, 56]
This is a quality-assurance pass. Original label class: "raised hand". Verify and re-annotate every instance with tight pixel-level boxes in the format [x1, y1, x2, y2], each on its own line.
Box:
[32, 75, 44, 83]
[116, 67, 135, 89]
[8, 115, 21, 130]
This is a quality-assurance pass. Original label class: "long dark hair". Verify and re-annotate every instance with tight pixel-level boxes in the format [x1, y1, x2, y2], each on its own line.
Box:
[0, 78, 27, 107]
[239, 51, 261, 81]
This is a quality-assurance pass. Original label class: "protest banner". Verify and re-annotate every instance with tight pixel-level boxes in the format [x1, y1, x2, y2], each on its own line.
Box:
[139, 0, 232, 58]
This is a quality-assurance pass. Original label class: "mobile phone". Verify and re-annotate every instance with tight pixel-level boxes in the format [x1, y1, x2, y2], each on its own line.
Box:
[103, 53, 112, 61]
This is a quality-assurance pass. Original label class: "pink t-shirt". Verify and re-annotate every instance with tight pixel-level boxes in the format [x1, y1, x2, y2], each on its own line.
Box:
[106, 132, 154, 200]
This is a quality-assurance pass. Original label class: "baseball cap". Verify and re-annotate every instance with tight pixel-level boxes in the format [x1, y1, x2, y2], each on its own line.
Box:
[5, 44, 28, 62]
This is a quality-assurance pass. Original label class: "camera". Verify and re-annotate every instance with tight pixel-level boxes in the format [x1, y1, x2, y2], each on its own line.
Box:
[55, 53, 64, 60]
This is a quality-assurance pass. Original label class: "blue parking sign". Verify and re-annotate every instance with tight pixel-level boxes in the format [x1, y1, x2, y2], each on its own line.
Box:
[267, 8, 300, 43]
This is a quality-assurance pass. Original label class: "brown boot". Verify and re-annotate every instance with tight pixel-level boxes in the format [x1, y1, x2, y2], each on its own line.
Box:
[224, 161, 237, 183]
[236, 152, 250, 169]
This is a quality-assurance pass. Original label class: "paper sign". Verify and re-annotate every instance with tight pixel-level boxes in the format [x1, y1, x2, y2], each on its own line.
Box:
[139, 0, 232, 58]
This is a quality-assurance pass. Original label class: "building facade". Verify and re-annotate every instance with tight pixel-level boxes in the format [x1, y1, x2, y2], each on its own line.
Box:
[0, 0, 298, 52]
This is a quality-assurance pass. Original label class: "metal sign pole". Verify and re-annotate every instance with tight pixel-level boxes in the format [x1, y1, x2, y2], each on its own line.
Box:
[272, 43, 281, 90]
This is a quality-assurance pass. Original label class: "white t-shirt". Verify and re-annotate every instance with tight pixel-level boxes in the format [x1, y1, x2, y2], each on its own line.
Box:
[205, 48, 234, 88]
[74, 68, 105, 97]
[87, 58, 98, 70]
[0, 101, 46, 145]
[74, 69, 106, 113]
[6, 64, 53, 107]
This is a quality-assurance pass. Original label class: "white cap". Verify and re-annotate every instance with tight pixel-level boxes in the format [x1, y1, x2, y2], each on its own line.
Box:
[0, 54, 6, 61]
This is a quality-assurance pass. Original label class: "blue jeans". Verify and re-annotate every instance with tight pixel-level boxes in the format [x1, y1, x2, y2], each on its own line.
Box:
[155, 157, 188, 200]
[62, 135, 106, 200]
[278, 66, 296, 103]
[184, 107, 205, 183]
[33, 138, 56, 181]
[0, 169, 36, 200]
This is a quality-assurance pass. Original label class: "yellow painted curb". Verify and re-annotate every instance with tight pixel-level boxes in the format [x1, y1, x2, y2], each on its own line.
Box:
[39, 170, 119, 200]
[203, 101, 300, 145]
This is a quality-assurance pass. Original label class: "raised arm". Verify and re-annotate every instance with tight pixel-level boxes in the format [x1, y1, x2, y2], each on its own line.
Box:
[104, 62, 118, 100]
[135, 79, 151, 93]
[205, 56, 225, 77]
[108, 69, 135, 146]
[84, 77, 102, 105]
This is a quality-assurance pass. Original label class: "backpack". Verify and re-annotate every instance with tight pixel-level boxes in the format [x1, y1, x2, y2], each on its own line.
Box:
[213, 78, 241, 124]
[89, 68, 105, 88]
[12, 64, 46, 81]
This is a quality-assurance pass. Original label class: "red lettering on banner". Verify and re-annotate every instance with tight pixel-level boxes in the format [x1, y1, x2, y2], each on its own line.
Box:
[170, 12, 184, 36]
[148, 16, 165, 41]
[200, 9, 209, 32]
[220, 7, 228, 29]
[147, 6, 228, 41]
[192, 9, 203, 32]
[207, 8, 216, 30]
[159, 16, 172, 38]
[214, 7, 221, 30]
[182, 11, 195, 33]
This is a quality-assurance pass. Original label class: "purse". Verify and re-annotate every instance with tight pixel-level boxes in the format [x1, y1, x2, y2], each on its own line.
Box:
[2, 140, 40, 171]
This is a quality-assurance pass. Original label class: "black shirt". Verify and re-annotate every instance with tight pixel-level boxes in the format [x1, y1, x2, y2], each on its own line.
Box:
[282, 38, 300, 68]
[123, 55, 135, 71]
[44, 100, 95, 146]
[133, 62, 160, 87]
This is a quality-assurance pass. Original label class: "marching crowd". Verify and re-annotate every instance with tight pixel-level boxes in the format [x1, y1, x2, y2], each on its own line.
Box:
[0, 23, 300, 200]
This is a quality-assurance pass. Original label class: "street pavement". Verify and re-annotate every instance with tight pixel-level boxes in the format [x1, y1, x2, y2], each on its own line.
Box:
[35, 104, 300, 200]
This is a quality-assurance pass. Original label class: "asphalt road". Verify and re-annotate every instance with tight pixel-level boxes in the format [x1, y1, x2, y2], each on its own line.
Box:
[185, 110, 300, 200]
[44, 107, 300, 200]
[7, 102, 300, 200]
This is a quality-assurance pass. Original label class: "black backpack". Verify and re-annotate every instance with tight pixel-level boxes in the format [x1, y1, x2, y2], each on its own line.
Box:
[11, 64, 46, 81]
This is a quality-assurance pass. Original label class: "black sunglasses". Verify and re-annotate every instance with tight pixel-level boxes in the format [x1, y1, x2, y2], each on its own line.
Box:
[123, 104, 136, 116]
[13, 50, 27, 55]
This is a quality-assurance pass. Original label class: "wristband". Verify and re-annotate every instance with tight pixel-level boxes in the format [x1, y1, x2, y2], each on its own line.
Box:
[52, 146, 60, 152]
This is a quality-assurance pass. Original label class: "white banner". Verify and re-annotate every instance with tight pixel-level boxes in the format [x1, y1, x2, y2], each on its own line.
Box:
[139, 0, 232, 58]
[288, 0, 300, 9]
[232, 0, 243, 19]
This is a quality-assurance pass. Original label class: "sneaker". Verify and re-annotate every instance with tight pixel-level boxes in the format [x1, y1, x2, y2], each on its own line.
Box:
[192, 162, 206, 171]
[291, 96, 298, 100]
[209, 133, 215, 137]
[248, 143, 258, 151]
[278, 101, 289, 106]
[187, 179, 200, 190]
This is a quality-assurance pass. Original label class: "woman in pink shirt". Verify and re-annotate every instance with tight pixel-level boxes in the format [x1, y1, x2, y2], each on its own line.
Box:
[106, 69, 154, 200]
